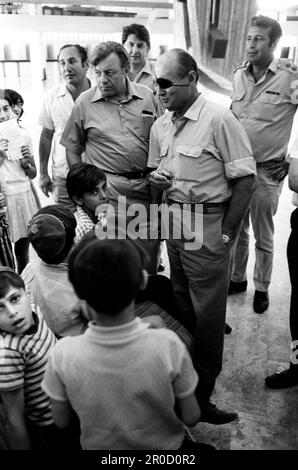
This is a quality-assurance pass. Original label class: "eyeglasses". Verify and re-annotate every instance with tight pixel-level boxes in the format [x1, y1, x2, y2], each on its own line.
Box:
[155, 77, 190, 90]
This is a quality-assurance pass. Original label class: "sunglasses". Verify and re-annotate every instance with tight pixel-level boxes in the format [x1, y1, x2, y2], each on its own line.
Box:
[155, 77, 190, 90]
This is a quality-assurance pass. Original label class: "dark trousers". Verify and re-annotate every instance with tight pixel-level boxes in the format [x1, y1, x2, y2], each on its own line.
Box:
[166, 207, 230, 404]
[287, 208, 298, 369]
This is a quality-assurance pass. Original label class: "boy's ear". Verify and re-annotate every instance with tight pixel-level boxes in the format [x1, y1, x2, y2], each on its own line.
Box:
[72, 195, 83, 206]
[139, 269, 148, 291]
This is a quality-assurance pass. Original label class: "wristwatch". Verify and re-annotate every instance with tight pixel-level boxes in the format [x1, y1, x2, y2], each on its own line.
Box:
[222, 233, 232, 245]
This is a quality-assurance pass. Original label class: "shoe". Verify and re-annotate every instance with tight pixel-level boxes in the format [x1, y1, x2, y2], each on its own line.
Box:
[253, 290, 269, 314]
[157, 258, 165, 272]
[224, 322, 232, 334]
[228, 280, 247, 295]
[200, 402, 238, 425]
[265, 368, 298, 389]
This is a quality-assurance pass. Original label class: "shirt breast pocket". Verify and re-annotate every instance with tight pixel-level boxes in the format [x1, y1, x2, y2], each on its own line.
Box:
[257, 93, 283, 121]
[177, 145, 203, 181]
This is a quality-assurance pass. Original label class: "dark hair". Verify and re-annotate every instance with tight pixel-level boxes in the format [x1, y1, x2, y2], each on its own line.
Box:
[0, 271, 25, 298]
[57, 44, 88, 65]
[251, 15, 282, 45]
[31, 205, 77, 265]
[170, 49, 199, 83]
[5, 89, 24, 119]
[68, 238, 143, 314]
[66, 163, 106, 201]
[90, 41, 130, 69]
[0, 89, 14, 107]
[122, 23, 151, 49]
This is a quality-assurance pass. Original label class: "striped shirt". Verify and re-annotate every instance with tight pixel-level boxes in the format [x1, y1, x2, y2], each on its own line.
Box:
[0, 307, 56, 426]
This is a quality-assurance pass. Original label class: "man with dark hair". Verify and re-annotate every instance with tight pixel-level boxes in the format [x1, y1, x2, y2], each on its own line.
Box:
[229, 16, 298, 314]
[149, 48, 256, 424]
[61, 41, 160, 273]
[38, 44, 90, 211]
[122, 23, 155, 91]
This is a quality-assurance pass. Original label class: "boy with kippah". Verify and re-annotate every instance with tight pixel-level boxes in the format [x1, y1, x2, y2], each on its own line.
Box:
[0, 267, 57, 449]
[42, 239, 202, 450]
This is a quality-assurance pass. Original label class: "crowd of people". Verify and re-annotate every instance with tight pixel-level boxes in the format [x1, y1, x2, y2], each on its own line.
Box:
[0, 15, 297, 450]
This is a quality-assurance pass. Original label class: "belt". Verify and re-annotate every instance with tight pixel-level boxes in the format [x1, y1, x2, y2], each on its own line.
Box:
[104, 170, 150, 180]
[257, 157, 285, 168]
[167, 199, 228, 214]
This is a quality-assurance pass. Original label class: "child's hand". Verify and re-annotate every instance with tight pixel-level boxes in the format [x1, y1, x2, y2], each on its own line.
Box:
[0, 138, 8, 153]
[20, 146, 32, 170]
[0, 192, 6, 208]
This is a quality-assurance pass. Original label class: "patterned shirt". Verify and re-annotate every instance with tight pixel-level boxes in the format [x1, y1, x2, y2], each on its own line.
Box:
[231, 58, 298, 163]
[148, 94, 256, 203]
[74, 206, 95, 244]
[0, 307, 56, 425]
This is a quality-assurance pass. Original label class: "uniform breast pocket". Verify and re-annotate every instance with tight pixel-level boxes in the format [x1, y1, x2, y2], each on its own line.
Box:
[177, 145, 203, 181]
[258, 93, 283, 121]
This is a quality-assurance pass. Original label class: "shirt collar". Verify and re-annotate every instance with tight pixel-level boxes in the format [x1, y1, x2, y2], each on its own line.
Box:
[90, 79, 143, 103]
[168, 94, 206, 123]
[57, 83, 69, 97]
[246, 57, 278, 75]
[140, 60, 153, 77]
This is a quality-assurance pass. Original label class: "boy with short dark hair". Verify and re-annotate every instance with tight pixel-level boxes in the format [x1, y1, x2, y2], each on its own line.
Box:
[42, 239, 201, 450]
[0, 267, 57, 449]
[66, 163, 109, 243]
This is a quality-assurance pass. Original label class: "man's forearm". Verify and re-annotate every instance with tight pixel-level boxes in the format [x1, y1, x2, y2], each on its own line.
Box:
[39, 129, 53, 175]
[223, 174, 256, 238]
[66, 149, 82, 168]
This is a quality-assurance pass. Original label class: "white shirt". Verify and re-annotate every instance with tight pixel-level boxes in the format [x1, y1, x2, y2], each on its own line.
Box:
[38, 83, 75, 178]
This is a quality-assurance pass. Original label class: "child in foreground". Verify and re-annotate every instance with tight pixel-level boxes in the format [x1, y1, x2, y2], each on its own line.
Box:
[42, 238, 202, 450]
[0, 267, 57, 449]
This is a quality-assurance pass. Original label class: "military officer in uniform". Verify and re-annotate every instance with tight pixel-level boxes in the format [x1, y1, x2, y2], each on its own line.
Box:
[229, 15, 298, 314]
[148, 49, 256, 424]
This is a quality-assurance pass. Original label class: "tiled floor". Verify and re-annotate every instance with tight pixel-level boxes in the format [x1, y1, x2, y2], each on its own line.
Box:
[1, 74, 298, 450]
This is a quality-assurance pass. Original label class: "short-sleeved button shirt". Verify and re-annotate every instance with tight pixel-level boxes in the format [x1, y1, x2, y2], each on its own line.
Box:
[38, 83, 75, 178]
[231, 58, 298, 163]
[60, 81, 158, 174]
[148, 94, 256, 204]
[128, 60, 156, 91]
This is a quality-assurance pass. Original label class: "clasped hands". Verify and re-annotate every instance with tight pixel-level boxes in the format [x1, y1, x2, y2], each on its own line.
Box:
[149, 168, 174, 190]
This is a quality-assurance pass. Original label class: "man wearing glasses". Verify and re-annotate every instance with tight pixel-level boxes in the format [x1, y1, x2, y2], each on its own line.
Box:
[148, 49, 256, 424]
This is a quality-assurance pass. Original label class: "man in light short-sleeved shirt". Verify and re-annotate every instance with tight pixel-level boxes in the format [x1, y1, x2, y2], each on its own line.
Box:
[61, 41, 160, 274]
[148, 49, 256, 425]
[38, 44, 90, 211]
[230, 16, 298, 313]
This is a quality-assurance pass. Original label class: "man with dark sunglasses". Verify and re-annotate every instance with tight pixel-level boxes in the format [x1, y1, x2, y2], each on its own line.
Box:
[148, 48, 256, 425]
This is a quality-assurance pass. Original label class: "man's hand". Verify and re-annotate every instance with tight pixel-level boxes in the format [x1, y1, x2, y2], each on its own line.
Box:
[149, 169, 174, 191]
[266, 160, 289, 182]
[39, 174, 53, 197]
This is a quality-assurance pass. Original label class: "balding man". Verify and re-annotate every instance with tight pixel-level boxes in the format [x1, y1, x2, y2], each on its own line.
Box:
[148, 49, 256, 424]
[61, 41, 160, 273]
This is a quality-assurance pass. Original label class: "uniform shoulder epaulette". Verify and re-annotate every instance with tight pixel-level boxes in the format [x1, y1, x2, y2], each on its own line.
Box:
[278, 58, 298, 75]
[234, 61, 249, 73]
